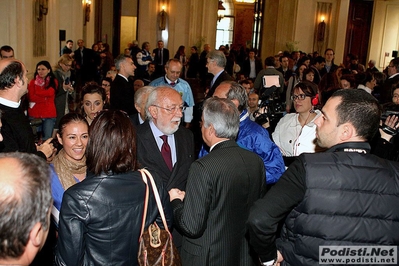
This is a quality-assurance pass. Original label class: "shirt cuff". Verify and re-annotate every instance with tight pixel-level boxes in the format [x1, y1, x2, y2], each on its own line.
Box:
[184, 106, 193, 123]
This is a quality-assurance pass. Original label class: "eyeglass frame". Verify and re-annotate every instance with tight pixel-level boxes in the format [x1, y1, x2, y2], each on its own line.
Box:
[152, 105, 186, 114]
[291, 94, 308, 101]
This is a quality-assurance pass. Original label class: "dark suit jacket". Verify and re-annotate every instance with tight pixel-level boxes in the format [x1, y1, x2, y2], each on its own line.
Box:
[171, 140, 266, 266]
[153, 48, 170, 66]
[74, 47, 97, 82]
[242, 57, 263, 79]
[319, 63, 339, 77]
[276, 67, 294, 82]
[135, 121, 195, 191]
[153, 48, 170, 77]
[110, 74, 137, 115]
[207, 71, 234, 98]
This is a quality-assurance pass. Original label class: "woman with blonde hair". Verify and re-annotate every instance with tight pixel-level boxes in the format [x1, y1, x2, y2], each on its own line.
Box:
[53, 54, 75, 131]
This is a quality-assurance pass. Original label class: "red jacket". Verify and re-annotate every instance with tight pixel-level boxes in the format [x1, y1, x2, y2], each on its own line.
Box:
[28, 78, 58, 118]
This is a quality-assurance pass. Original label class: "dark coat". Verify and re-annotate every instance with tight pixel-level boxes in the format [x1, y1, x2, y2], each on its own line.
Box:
[278, 147, 399, 265]
[135, 121, 195, 191]
[172, 140, 266, 266]
[242, 57, 263, 79]
[110, 74, 137, 115]
[207, 71, 234, 98]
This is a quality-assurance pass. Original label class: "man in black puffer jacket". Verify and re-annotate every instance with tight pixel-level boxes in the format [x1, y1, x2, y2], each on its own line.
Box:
[247, 89, 399, 266]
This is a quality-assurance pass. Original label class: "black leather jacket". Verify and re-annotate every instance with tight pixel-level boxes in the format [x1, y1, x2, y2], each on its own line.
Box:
[55, 170, 173, 266]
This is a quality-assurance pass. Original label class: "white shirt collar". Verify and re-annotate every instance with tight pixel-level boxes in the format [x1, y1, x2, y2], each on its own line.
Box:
[0, 97, 21, 108]
[117, 73, 129, 81]
[389, 72, 399, 79]
[210, 139, 229, 151]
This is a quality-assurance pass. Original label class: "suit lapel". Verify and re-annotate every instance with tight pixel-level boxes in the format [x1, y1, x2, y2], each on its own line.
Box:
[142, 122, 172, 176]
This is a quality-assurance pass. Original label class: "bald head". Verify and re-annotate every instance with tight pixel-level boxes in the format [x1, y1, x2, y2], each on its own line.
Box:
[0, 58, 13, 74]
[0, 153, 52, 262]
[214, 83, 230, 99]
[0, 59, 28, 100]
[214, 81, 248, 112]
[0, 157, 23, 197]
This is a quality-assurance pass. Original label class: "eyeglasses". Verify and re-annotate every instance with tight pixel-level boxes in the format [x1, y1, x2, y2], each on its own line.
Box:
[291, 94, 307, 101]
[102, 83, 111, 87]
[152, 105, 186, 114]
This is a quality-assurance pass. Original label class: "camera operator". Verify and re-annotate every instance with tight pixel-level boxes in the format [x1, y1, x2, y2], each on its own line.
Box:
[371, 100, 399, 161]
[247, 91, 259, 121]
[253, 84, 285, 133]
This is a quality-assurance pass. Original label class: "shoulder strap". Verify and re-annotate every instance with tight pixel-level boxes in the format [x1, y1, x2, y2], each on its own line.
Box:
[139, 170, 150, 238]
[139, 169, 170, 234]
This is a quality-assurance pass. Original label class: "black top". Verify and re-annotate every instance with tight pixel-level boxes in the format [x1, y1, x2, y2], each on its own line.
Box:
[0, 103, 46, 159]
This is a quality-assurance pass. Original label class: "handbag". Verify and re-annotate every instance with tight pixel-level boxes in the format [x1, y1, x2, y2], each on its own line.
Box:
[138, 169, 181, 266]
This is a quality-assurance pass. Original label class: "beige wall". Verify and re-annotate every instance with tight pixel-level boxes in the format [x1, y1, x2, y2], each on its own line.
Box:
[137, 0, 218, 55]
[369, 0, 399, 70]
[261, 0, 349, 64]
[0, 0, 397, 76]
[0, 0, 95, 77]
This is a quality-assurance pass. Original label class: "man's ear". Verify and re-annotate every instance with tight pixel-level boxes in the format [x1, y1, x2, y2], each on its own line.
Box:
[134, 103, 141, 113]
[207, 124, 215, 137]
[15, 77, 22, 88]
[231, 99, 240, 109]
[148, 105, 158, 119]
[339, 123, 354, 141]
[29, 222, 44, 248]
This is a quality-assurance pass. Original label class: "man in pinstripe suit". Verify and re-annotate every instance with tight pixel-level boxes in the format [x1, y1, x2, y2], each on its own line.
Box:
[169, 97, 266, 266]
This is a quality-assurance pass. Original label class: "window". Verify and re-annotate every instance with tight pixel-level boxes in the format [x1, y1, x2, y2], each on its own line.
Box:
[216, 16, 234, 49]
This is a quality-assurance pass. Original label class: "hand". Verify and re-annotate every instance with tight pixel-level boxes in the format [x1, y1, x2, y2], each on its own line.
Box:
[36, 138, 55, 159]
[276, 250, 284, 266]
[63, 82, 74, 93]
[380, 115, 398, 141]
[168, 188, 186, 201]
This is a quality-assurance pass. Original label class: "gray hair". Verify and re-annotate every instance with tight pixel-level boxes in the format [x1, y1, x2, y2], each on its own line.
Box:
[114, 54, 131, 70]
[203, 97, 239, 140]
[206, 50, 226, 68]
[134, 86, 156, 106]
[145, 88, 160, 120]
[221, 81, 248, 112]
[0, 152, 52, 258]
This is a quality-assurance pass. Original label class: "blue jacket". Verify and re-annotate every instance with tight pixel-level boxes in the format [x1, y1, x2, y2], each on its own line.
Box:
[199, 110, 285, 184]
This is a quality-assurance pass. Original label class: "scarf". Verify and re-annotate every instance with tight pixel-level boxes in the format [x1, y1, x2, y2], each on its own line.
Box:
[53, 149, 87, 190]
[34, 74, 50, 87]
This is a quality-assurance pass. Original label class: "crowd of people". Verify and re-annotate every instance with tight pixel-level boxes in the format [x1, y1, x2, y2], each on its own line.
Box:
[1, 40, 399, 266]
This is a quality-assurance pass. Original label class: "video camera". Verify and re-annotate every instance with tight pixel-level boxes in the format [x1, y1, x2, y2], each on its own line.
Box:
[380, 103, 399, 135]
[254, 75, 285, 127]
